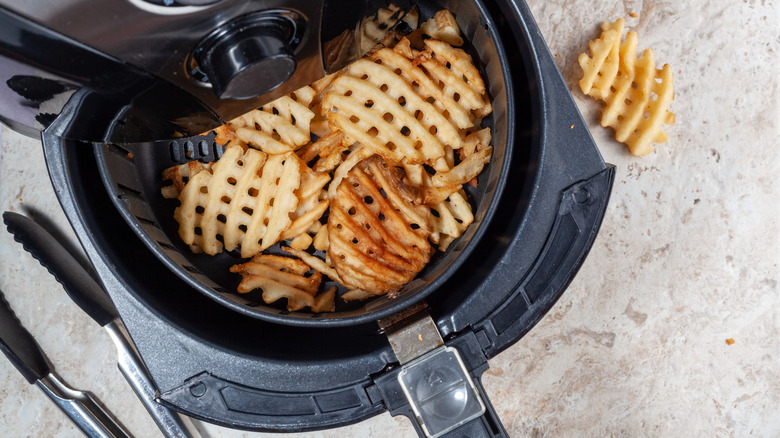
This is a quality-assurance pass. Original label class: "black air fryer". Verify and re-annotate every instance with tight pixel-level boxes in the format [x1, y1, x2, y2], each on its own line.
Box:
[0, 0, 614, 436]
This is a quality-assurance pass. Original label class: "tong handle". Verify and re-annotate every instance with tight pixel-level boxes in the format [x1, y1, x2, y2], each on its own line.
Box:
[36, 373, 131, 438]
[107, 321, 200, 438]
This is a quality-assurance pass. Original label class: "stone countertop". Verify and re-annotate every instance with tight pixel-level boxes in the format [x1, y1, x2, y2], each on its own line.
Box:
[1, 0, 778, 436]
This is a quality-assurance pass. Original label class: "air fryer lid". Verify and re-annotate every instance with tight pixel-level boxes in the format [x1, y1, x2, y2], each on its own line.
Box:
[94, 0, 515, 327]
[41, 0, 615, 435]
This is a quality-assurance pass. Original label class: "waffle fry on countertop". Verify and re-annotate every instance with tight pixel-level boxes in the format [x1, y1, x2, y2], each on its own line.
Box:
[579, 18, 675, 156]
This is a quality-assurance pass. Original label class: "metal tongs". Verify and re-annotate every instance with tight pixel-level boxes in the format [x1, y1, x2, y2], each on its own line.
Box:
[2, 212, 200, 438]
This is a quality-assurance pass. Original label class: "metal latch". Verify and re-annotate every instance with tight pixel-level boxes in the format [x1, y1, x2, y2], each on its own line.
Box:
[379, 305, 486, 437]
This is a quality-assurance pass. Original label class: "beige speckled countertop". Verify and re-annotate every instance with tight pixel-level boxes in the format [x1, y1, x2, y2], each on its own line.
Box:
[1, 0, 778, 437]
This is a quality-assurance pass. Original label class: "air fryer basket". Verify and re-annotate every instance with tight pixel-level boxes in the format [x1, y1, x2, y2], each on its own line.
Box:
[94, 0, 515, 327]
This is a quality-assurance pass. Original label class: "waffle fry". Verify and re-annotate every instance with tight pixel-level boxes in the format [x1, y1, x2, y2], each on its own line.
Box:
[429, 190, 474, 251]
[421, 10, 463, 47]
[328, 155, 432, 294]
[579, 19, 675, 156]
[161, 160, 212, 199]
[282, 246, 342, 284]
[278, 168, 329, 241]
[432, 146, 492, 188]
[312, 225, 329, 251]
[228, 86, 316, 155]
[321, 37, 492, 171]
[230, 254, 327, 311]
[169, 148, 329, 257]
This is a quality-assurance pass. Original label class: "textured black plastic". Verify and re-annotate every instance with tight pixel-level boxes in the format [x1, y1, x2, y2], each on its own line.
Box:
[3, 212, 117, 327]
[0, 289, 50, 383]
[93, 0, 515, 328]
[38, 0, 614, 433]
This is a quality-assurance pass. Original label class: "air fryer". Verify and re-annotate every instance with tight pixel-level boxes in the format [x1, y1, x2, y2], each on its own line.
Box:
[1, 0, 615, 436]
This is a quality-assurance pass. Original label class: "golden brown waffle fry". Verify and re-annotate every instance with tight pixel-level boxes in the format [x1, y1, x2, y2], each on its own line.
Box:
[312, 286, 337, 313]
[170, 148, 330, 257]
[282, 246, 342, 284]
[228, 86, 316, 154]
[290, 233, 313, 251]
[328, 155, 432, 294]
[312, 225, 329, 251]
[429, 190, 474, 251]
[230, 254, 327, 311]
[579, 19, 675, 156]
[161, 160, 212, 199]
[323, 59, 457, 165]
[172, 146, 267, 254]
[432, 146, 492, 188]
[458, 127, 492, 160]
[421, 10, 463, 47]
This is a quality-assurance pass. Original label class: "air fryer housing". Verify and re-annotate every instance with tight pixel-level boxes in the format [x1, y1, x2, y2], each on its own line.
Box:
[22, 0, 614, 436]
[0, 0, 414, 143]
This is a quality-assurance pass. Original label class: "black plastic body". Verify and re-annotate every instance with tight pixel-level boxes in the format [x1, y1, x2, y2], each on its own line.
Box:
[38, 0, 615, 434]
[93, 0, 514, 328]
[2, 212, 118, 327]
[0, 289, 51, 383]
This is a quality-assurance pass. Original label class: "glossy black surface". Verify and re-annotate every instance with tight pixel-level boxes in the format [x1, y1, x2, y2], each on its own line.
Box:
[0, 0, 416, 143]
[193, 12, 299, 99]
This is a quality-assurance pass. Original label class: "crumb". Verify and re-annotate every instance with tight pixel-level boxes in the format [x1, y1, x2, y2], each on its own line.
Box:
[630, 12, 638, 17]
[127, 152, 134, 159]
[725, 338, 735, 345]
[570, 124, 575, 129]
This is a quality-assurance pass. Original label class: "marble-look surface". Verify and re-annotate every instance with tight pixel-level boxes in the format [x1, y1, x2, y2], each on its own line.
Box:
[1, 0, 778, 436]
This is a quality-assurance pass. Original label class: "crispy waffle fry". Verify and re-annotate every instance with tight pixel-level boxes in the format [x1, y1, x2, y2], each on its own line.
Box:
[312, 225, 329, 251]
[170, 148, 329, 257]
[579, 19, 675, 156]
[312, 286, 336, 313]
[282, 246, 342, 284]
[421, 10, 463, 47]
[161, 160, 212, 199]
[328, 155, 432, 294]
[429, 190, 474, 251]
[172, 146, 267, 254]
[230, 254, 326, 311]
[228, 86, 316, 154]
[290, 233, 313, 251]
[377, 42, 485, 130]
[323, 59, 458, 165]
[239, 153, 301, 256]
[432, 146, 492, 188]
